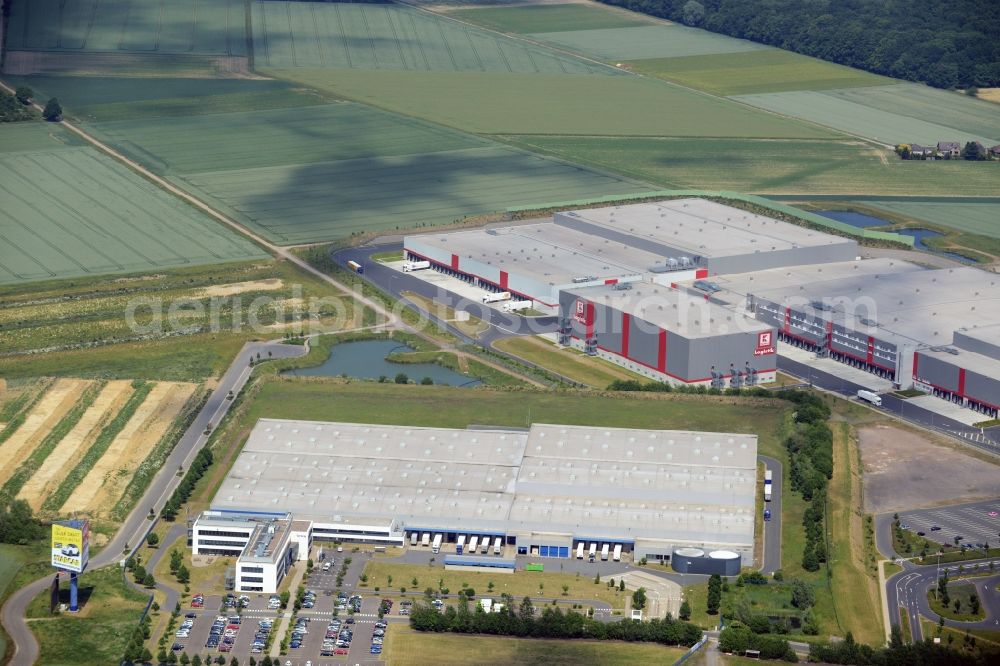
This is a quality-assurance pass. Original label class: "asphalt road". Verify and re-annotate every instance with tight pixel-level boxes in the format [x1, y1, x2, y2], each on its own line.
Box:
[777, 356, 1000, 451]
[1, 340, 307, 666]
[758, 455, 783, 574]
[332, 244, 559, 345]
[888, 561, 1000, 642]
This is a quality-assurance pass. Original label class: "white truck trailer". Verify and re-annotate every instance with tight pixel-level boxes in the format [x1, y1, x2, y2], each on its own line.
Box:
[857, 389, 882, 407]
[482, 291, 511, 303]
[613, 544, 622, 562]
[764, 469, 773, 502]
[588, 543, 597, 560]
[601, 543, 610, 561]
[431, 534, 443, 554]
[481, 537, 491, 554]
[402, 260, 431, 272]
[421, 532, 430, 547]
[493, 537, 502, 555]
[576, 543, 585, 559]
[456, 535, 466, 555]
[501, 300, 532, 313]
[468, 536, 479, 553]
[410, 532, 418, 546]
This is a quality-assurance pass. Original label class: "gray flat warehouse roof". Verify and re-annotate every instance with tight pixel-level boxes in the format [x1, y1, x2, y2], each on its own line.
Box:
[213, 420, 758, 548]
[406, 222, 666, 285]
[567, 282, 771, 340]
[746, 265, 1000, 348]
[557, 198, 853, 258]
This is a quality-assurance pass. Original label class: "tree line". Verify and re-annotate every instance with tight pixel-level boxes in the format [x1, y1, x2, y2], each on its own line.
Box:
[409, 596, 702, 646]
[160, 448, 213, 521]
[599, 0, 1000, 89]
[783, 391, 833, 572]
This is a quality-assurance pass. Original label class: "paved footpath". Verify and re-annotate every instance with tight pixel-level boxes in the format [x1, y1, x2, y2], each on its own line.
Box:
[270, 564, 307, 660]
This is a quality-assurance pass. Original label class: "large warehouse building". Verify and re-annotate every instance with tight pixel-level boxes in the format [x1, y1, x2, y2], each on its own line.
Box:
[558, 282, 777, 387]
[551, 198, 859, 275]
[201, 419, 759, 572]
[694, 261, 1000, 414]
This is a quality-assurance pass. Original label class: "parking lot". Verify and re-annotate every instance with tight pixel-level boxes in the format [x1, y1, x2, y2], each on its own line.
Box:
[899, 499, 1000, 550]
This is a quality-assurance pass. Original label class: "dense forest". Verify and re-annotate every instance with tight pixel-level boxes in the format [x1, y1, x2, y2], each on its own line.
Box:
[600, 0, 1000, 89]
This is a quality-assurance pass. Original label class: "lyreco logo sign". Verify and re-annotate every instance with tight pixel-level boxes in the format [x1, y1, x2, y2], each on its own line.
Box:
[573, 299, 589, 324]
[754, 331, 776, 356]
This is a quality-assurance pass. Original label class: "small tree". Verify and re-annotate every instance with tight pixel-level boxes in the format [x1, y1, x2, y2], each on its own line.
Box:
[15, 86, 33, 105]
[679, 599, 691, 620]
[143, 572, 156, 588]
[707, 574, 722, 615]
[42, 98, 62, 121]
[963, 141, 986, 161]
[971, 594, 981, 615]
[394, 373, 409, 384]
[790, 579, 815, 609]
[631, 587, 647, 610]
[619, 579, 625, 592]
[192, 656, 203, 666]
[561, 584, 569, 596]
[420, 377, 434, 385]
[147, 532, 160, 547]
[177, 564, 190, 585]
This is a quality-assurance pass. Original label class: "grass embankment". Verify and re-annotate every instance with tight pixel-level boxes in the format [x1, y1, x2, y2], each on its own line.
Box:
[683, 397, 883, 644]
[362, 561, 626, 608]
[380, 625, 685, 666]
[386, 350, 527, 387]
[0, 381, 104, 499]
[920, 619, 1000, 659]
[41, 382, 154, 514]
[402, 291, 490, 340]
[493, 336, 648, 387]
[0, 379, 53, 446]
[929, 583, 986, 622]
[150, 532, 233, 596]
[26, 566, 149, 666]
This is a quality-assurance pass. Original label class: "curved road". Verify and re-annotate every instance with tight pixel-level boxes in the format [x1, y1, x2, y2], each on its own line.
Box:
[888, 561, 1000, 641]
[1, 340, 307, 666]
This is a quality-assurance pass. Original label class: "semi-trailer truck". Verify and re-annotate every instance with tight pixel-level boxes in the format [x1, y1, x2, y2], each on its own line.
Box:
[347, 260, 363, 274]
[456, 535, 466, 555]
[482, 291, 511, 303]
[468, 536, 479, 553]
[431, 534, 442, 554]
[421, 532, 430, 547]
[576, 543, 584, 559]
[402, 260, 430, 272]
[493, 537, 502, 555]
[764, 469, 773, 502]
[501, 300, 532, 313]
[481, 538, 490, 554]
[857, 390, 882, 407]
[601, 543, 610, 561]
[612, 544, 622, 562]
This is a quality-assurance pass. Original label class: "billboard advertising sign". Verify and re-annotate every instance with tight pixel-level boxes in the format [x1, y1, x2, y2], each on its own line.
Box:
[51, 520, 89, 573]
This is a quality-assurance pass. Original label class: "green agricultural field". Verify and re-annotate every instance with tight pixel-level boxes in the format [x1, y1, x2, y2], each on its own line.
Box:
[251, 1, 612, 74]
[182, 144, 644, 243]
[6, 0, 246, 55]
[94, 103, 485, 174]
[275, 67, 836, 138]
[0, 139, 267, 284]
[864, 202, 1000, 239]
[88, 101, 644, 244]
[528, 24, 767, 61]
[629, 50, 892, 96]
[0, 122, 85, 153]
[508, 136, 1000, 196]
[5, 75, 330, 123]
[825, 83, 1000, 144]
[735, 87, 999, 146]
[447, 3, 655, 33]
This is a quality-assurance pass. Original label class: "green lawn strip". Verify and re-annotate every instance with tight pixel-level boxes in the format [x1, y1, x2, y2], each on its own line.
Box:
[108, 384, 207, 522]
[0, 389, 32, 422]
[928, 582, 986, 622]
[493, 335, 647, 387]
[41, 382, 155, 513]
[898, 608, 912, 644]
[973, 419, 1000, 428]
[920, 548, 1000, 566]
[883, 561, 903, 578]
[0, 380, 52, 446]
[27, 566, 148, 666]
[447, 4, 654, 33]
[0, 381, 105, 500]
[464, 357, 530, 388]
